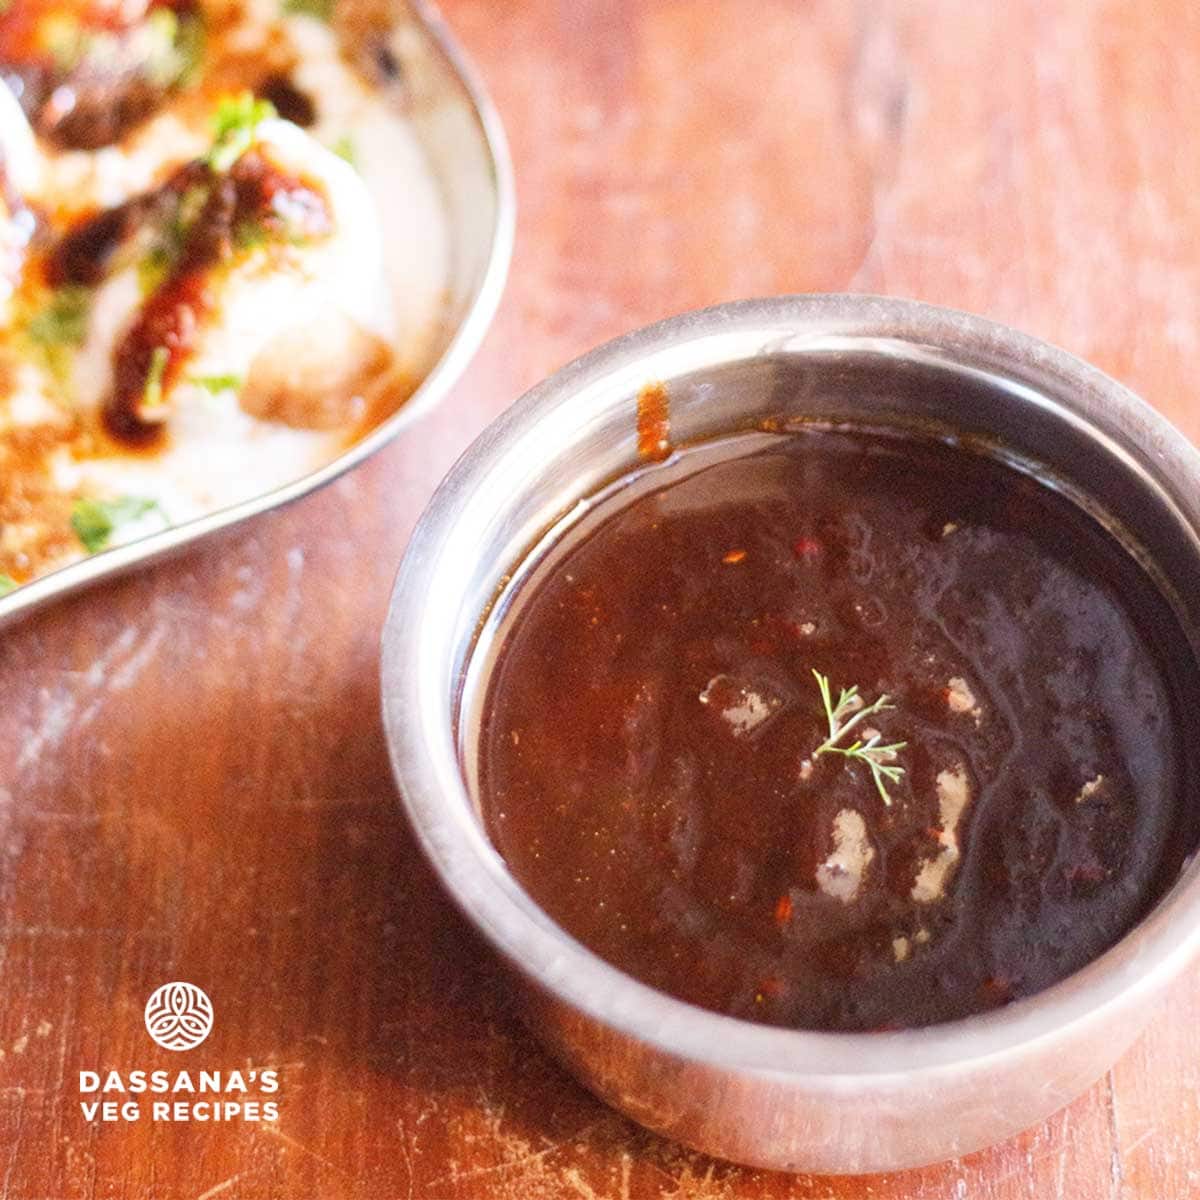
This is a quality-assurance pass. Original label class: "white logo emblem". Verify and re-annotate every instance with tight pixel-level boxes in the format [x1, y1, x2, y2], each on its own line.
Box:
[144, 982, 214, 1051]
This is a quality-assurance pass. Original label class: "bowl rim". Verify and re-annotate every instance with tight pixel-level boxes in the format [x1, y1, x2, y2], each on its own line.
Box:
[382, 293, 1200, 1081]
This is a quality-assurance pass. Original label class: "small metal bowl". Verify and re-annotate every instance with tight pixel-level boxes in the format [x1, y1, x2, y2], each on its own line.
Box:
[0, 0, 514, 629]
[380, 295, 1200, 1174]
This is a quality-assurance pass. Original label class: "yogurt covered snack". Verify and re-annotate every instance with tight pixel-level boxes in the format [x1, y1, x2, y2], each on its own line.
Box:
[0, 0, 448, 591]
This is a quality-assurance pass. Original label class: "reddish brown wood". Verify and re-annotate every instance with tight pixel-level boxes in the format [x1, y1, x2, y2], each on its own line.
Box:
[3, 1, 1199, 1195]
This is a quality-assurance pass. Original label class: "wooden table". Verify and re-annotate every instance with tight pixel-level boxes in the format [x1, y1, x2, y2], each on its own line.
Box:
[3, 1, 1199, 1196]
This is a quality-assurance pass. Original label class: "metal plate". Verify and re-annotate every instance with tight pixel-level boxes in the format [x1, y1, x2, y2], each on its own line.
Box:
[0, 0, 514, 629]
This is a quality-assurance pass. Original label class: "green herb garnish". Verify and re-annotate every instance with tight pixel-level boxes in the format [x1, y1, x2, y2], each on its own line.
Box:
[27, 286, 91, 349]
[332, 134, 357, 168]
[811, 670, 907, 806]
[0, 574, 16, 597]
[144, 9, 182, 87]
[233, 217, 267, 252]
[144, 8, 206, 89]
[174, 12, 207, 87]
[24, 285, 92, 382]
[142, 346, 170, 411]
[137, 244, 173, 296]
[176, 182, 211, 232]
[283, 0, 334, 20]
[190, 373, 242, 394]
[71, 496, 166, 555]
[207, 92, 276, 173]
[138, 183, 212, 295]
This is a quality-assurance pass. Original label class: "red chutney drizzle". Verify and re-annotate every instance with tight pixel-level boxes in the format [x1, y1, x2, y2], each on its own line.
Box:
[46, 158, 207, 289]
[49, 150, 333, 447]
[476, 429, 1200, 1032]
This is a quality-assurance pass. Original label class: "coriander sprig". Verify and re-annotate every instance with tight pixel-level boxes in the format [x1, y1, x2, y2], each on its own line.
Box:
[141, 345, 170, 414]
[23, 285, 91, 382]
[71, 496, 167, 555]
[190, 373, 241, 395]
[207, 93, 276, 173]
[811, 669, 907, 805]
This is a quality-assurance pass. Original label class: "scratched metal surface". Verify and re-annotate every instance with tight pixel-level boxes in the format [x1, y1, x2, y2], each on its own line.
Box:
[2, 1, 1199, 1197]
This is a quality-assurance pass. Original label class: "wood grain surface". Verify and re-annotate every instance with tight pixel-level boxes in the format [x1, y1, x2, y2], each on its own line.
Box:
[3, 1, 1199, 1196]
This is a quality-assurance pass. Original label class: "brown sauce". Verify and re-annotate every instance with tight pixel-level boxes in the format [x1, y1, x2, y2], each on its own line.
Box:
[257, 73, 316, 128]
[636, 382, 671, 462]
[475, 428, 1200, 1031]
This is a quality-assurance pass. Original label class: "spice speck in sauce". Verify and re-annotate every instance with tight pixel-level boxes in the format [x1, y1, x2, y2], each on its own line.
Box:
[635, 381, 671, 462]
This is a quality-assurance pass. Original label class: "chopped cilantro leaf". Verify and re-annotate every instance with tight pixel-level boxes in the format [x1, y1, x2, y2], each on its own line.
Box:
[144, 8, 207, 90]
[233, 217, 267, 251]
[0, 574, 16, 597]
[283, 0, 334, 20]
[176, 183, 211, 234]
[71, 496, 166, 555]
[24, 286, 91, 382]
[208, 92, 277, 173]
[139, 183, 211, 295]
[142, 346, 170, 410]
[137, 245, 173, 296]
[332, 134, 358, 168]
[190, 373, 242, 394]
[26, 286, 90, 349]
[174, 12, 207, 87]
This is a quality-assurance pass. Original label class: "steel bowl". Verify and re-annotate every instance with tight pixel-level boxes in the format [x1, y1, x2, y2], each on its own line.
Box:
[0, 0, 514, 629]
[380, 295, 1200, 1174]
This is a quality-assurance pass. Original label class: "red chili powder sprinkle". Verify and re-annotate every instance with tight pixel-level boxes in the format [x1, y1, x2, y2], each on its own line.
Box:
[774, 893, 793, 926]
[722, 549, 747, 564]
